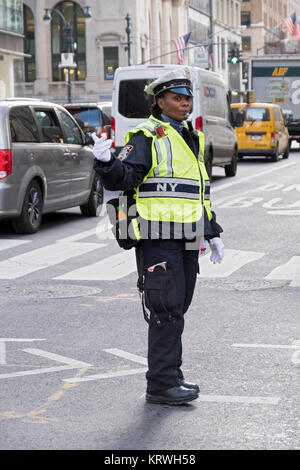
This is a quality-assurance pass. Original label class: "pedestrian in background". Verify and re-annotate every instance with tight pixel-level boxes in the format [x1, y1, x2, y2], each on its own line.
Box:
[92, 68, 224, 405]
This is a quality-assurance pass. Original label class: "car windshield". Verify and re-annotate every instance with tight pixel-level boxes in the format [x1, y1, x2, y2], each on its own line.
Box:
[240, 107, 270, 122]
[66, 107, 102, 132]
[119, 79, 155, 118]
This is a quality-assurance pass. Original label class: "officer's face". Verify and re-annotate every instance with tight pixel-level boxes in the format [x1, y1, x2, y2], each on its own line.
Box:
[157, 91, 193, 121]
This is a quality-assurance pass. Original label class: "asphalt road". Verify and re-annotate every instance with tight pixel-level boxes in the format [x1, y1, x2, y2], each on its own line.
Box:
[0, 149, 299, 451]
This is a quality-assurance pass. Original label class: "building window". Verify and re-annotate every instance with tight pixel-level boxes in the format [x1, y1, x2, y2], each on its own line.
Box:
[51, 1, 86, 82]
[0, 0, 23, 33]
[242, 36, 251, 51]
[189, 0, 211, 15]
[103, 47, 118, 80]
[241, 11, 251, 27]
[23, 5, 35, 82]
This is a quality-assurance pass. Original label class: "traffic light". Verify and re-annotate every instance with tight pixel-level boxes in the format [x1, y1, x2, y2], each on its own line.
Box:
[228, 45, 243, 64]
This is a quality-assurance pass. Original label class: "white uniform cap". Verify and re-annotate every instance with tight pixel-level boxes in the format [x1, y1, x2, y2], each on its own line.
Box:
[145, 67, 193, 98]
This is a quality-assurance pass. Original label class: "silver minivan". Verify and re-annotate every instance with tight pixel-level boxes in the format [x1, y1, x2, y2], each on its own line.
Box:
[0, 99, 103, 234]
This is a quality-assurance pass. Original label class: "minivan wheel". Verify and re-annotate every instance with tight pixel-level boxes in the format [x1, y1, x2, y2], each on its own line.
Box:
[282, 143, 290, 159]
[11, 180, 43, 234]
[80, 175, 103, 217]
[225, 148, 238, 177]
[270, 145, 279, 162]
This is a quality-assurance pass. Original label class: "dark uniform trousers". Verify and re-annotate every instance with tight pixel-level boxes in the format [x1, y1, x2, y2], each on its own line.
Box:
[137, 239, 199, 394]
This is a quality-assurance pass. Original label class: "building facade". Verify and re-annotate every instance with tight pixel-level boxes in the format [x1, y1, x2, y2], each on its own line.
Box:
[0, 0, 27, 99]
[20, 0, 189, 103]
[241, 0, 288, 60]
[213, 0, 243, 90]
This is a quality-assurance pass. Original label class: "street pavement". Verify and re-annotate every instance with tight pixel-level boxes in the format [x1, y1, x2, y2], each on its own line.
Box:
[0, 150, 299, 450]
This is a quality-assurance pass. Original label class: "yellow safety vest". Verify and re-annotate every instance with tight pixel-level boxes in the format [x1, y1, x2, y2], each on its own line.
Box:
[125, 115, 212, 225]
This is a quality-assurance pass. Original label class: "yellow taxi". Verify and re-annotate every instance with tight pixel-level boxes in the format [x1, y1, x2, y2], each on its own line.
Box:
[230, 102, 290, 161]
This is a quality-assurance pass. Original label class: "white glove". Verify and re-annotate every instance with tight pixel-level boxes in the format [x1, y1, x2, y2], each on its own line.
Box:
[209, 237, 224, 264]
[92, 133, 112, 162]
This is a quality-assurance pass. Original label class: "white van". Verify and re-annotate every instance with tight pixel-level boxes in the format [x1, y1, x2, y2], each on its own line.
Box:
[112, 64, 240, 178]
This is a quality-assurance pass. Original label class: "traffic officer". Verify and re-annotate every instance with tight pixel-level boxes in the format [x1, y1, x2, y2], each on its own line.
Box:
[92, 67, 224, 405]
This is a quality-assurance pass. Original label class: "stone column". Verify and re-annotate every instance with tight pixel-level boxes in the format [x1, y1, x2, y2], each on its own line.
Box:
[172, 0, 188, 64]
[161, 0, 171, 64]
[151, 0, 161, 63]
[34, 0, 50, 94]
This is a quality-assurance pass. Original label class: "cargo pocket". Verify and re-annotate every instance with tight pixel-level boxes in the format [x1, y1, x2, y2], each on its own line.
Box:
[144, 267, 177, 322]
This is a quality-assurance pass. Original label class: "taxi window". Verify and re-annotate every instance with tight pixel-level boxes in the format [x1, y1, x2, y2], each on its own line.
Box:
[243, 108, 270, 122]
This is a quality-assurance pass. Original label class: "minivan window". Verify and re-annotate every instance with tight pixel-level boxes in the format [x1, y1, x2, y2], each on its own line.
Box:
[34, 109, 63, 143]
[10, 107, 39, 143]
[58, 110, 82, 145]
[119, 79, 155, 118]
[66, 107, 102, 133]
[243, 108, 270, 122]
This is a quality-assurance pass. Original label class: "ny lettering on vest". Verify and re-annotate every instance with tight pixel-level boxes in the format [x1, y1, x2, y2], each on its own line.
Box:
[157, 182, 178, 192]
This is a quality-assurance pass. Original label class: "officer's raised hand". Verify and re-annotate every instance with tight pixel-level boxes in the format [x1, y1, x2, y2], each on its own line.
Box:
[209, 237, 224, 264]
[92, 133, 112, 162]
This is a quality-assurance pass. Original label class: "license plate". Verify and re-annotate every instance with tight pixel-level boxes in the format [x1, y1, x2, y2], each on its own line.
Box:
[251, 135, 262, 141]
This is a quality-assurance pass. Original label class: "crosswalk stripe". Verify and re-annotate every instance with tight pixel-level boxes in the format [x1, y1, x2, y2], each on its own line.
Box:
[55, 249, 137, 281]
[57, 215, 110, 243]
[0, 239, 30, 252]
[265, 256, 300, 287]
[198, 249, 265, 278]
[0, 242, 106, 279]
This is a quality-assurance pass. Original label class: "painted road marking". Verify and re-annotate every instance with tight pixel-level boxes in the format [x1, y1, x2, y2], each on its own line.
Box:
[57, 215, 110, 243]
[196, 395, 280, 405]
[0, 239, 30, 252]
[0, 338, 46, 364]
[212, 161, 296, 198]
[232, 342, 300, 350]
[0, 348, 92, 380]
[198, 249, 265, 278]
[0, 241, 106, 279]
[104, 348, 148, 366]
[56, 249, 137, 281]
[265, 256, 300, 287]
[63, 368, 147, 383]
[63, 348, 279, 405]
[267, 210, 300, 216]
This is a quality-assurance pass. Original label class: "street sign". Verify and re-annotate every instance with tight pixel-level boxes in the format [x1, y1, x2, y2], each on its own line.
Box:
[59, 52, 77, 69]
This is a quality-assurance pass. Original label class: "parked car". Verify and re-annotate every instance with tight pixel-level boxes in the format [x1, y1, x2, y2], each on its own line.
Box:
[0, 98, 103, 234]
[230, 102, 290, 161]
[64, 102, 112, 139]
[112, 64, 242, 178]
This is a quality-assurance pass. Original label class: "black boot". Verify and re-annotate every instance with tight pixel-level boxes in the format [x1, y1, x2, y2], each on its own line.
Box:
[178, 379, 200, 393]
[146, 386, 198, 405]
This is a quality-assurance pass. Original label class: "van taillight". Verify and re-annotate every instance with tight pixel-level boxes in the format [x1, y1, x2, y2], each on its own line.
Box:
[195, 116, 203, 131]
[0, 150, 12, 179]
[271, 132, 275, 143]
[111, 117, 115, 146]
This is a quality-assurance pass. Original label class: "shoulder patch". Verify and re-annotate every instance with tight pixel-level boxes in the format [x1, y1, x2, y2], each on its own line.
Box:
[118, 145, 134, 161]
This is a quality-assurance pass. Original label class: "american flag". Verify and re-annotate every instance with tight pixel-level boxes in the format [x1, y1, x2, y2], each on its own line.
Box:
[173, 32, 191, 65]
[284, 12, 299, 38]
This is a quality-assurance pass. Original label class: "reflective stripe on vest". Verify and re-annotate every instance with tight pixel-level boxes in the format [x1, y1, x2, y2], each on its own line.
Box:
[138, 177, 200, 200]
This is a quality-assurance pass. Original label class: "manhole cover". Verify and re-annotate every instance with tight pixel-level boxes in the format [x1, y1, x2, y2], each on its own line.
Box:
[196, 278, 288, 291]
[1, 283, 102, 299]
